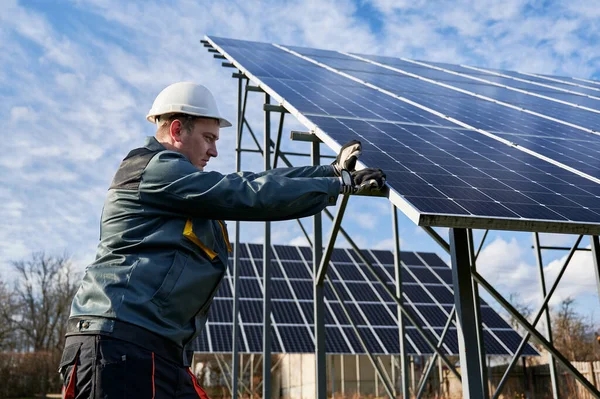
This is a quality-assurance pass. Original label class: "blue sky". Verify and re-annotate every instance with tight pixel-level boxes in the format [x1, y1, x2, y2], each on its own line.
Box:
[2, 0, 599, 325]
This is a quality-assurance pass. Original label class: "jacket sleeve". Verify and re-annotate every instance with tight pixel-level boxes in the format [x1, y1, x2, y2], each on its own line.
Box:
[138, 151, 340, 221]
[251, 165, 337, 178]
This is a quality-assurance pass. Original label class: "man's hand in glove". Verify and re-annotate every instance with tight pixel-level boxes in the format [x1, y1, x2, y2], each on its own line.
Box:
[332, 140, 361, 176]
[340, 168, 387, 194]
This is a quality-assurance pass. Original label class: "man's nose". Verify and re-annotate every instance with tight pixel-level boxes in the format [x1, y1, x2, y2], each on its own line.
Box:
[208, 145, 218, 158]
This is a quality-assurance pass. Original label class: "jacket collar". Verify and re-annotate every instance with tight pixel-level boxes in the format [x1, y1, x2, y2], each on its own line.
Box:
[145, 136, 167, 152]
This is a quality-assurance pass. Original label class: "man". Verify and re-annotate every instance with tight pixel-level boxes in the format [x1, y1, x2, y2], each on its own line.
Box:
[58, 82, 385, 398]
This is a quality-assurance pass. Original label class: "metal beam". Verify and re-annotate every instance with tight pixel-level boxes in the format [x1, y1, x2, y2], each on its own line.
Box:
[290, 130, 321, 142]
[422, 226, 451, 254]
[591, 236, 600, 306]
[316, 195, 350, 285]
[467, 229, 489, 398]
[313, 139, 326, 399]
[393, 205, 410, 399]
[450, 228, 486, 398]
[247, 85, 263, 92]
[263, 104, 288, 113]
[222, 62, 235, 68]
[231, 75, 244, 399]
[533, 233, 559, 399]
[262, 93, 272, 399]
[272, 112, 286, 168]
[214, 54, 226, 59]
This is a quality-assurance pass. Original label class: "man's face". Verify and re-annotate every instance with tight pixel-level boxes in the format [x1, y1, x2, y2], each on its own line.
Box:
[177, 118, 220, 170]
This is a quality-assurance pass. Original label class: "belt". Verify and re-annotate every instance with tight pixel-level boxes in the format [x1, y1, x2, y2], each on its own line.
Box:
[66, 317, 193, 366]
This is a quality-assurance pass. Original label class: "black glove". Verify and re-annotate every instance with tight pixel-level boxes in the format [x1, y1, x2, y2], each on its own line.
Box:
[340, 168, 386, 194]
[332, 140, 361, 176]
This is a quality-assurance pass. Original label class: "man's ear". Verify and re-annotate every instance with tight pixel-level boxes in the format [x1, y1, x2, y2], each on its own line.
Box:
[169, 120, 183, 143]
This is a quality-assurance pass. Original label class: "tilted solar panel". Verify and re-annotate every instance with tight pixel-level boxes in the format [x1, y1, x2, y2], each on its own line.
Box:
[206, 36, 600, 234]
[191, 244, 537, 356]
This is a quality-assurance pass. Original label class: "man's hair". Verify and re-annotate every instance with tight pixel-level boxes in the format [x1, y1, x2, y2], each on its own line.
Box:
[156, 113, 197, 137]
[156, 114, 219, 139]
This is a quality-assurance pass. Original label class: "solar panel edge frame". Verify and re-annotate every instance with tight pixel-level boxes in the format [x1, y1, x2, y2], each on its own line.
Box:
[206, 35, 600, 235]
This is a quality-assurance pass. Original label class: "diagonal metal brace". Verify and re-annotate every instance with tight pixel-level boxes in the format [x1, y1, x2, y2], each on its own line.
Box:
[315, 194, 350, 286]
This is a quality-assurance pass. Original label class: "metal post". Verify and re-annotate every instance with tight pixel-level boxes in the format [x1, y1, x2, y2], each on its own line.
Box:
[262, 93, 272, 399]
[313, 138, 327, 399]
[450, 228, 486, 398]
[393, 205, 410, 399]
[232, 75, 244, 399]
[467, 229, 489, 398]
[592, 236, 600, 305]
[356, 355, 361, 396]
[341, 354, 345, 397]
[533, 233, 559, 399]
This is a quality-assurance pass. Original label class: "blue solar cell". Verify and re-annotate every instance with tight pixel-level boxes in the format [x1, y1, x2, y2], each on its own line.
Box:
[278, 326, 314, 353]
[240, 299, 262, 323]
[243, 325, 264, 353]
[210, 324, 233, 352]
[402, 284, 432, 304]
[331, 263, 367, 281]
[272, 301, 304, 324]
[239, 278, 262, 298]
[215, 278, 232, 297]
[358, 303, 396, 326]
[408, 267, 442, 284]
[208, 299, 232, 323]
[325, 328, 352, 353]
[290, 280, 313, 300]
[416, 253, 448, 268]
[273, 244, 302, 260]
[413, 305, 453, 328]
[278, 260, 311, 279]
[272, 280, 294, 299]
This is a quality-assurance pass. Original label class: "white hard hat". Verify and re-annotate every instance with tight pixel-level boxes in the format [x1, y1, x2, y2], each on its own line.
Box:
[146, 82, 232, 128]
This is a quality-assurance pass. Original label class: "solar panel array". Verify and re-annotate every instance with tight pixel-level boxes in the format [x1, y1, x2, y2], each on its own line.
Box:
[206, 36, 600, 235]
[191, 244, 537, 356]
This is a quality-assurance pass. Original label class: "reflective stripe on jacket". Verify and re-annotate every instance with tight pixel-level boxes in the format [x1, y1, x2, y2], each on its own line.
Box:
[69, 136, 340, 355]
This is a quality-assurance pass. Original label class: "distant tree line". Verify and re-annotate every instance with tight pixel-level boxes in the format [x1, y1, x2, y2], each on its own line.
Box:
[0, 252, 80, 398]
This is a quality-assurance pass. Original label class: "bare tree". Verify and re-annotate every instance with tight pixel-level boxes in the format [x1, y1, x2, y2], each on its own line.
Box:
[552, 297, 599, 361]
[0, 280, 18, 350]
[10, 252, 80, 352]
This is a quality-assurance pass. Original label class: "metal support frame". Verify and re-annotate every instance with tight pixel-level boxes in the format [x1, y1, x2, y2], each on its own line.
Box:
[467, 229, 489, 398]
[313, 138, 327, 399]
[231, 74, 244, 398]
[450, 228, 486, 398]
[592, 236, 600, 306]
[262, 93, 272, 399]
[533, 233, 559, 399]
[393, 205, 410, 399]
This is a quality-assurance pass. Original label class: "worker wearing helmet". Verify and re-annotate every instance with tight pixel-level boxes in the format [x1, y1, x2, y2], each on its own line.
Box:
[58, 82, 386, 398]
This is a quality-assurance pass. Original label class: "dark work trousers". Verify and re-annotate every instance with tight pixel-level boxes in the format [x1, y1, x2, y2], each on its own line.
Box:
[58, 335, 210, 399]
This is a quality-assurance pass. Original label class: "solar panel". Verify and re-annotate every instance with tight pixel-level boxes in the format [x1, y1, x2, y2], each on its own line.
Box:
[206, 36, 600, 234]
[193, 244, 538, 356]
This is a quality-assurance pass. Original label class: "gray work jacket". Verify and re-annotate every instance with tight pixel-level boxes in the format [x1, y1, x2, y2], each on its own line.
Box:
[68, 137, 340, 360]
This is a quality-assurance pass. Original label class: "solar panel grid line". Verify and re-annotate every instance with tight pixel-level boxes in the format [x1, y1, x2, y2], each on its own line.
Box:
[276, 44, 600, 195]
[245, 244, 288, 352]
[520, 71, 600, 92]
[271, 246, 316, 341]
[294, 243, 357, 354]
[327, 261, 390, 354]
[344, 52, 600, 136]
[573, 76, 600, 87]
[459, 64, 600, 101]
[205, 322, 214, 353]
